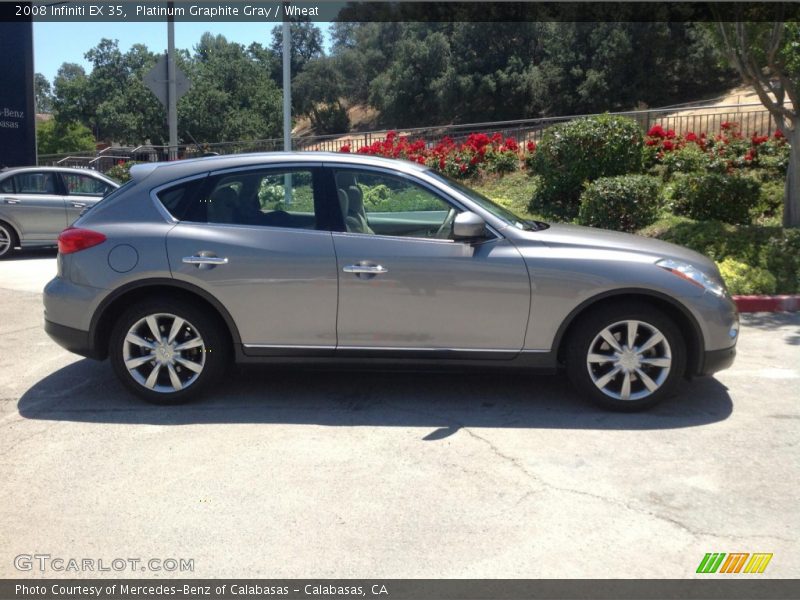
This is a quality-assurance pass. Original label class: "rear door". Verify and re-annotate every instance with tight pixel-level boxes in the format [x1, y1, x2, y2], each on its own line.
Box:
[164, 164, 340, 353]
[60, 171, 116, 224]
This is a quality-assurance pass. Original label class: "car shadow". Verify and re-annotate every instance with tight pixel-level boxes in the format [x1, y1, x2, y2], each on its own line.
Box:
[17, 359, 733, 435]
[5, 247, 58, 260]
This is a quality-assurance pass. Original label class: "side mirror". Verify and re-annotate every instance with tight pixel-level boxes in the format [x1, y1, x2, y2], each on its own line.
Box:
[453, 211, 487, 240]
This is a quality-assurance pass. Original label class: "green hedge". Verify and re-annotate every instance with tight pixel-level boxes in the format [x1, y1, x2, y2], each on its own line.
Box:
[529, 114, 643, 220]
[717, 258, 777, 295]
[667, 173, 760, 225]
[639, 216, 800, 294]
[577, 175, 661, 233]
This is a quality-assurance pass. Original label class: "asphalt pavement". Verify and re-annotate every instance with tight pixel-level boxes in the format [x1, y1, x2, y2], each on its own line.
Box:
[0, 251, 798, 578]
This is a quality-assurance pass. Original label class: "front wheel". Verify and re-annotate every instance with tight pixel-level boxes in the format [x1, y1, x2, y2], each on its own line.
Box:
[109, 299, 227, 404]
[565, 303, 686, 411]
[0, 221, 17, 259]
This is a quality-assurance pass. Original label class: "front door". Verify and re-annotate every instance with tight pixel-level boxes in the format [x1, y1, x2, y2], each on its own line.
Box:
[329, 167, 530, 357]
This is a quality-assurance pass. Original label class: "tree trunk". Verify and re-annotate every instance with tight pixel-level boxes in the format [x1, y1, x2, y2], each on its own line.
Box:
[784, 124, 800, 228]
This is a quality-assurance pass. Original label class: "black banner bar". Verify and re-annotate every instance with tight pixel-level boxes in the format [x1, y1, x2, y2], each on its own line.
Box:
[1, 579, 799, 600]
[0, 1, 799, 23]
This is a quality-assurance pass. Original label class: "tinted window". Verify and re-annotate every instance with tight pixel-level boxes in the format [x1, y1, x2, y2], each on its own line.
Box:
[333, 169, 454, 239]
[62, 173, 113, 196]
[13, 172, 58, 194]
[204, 169, 318, 230]
[0, 176, 13, 193]
[155, 177, 207, 221]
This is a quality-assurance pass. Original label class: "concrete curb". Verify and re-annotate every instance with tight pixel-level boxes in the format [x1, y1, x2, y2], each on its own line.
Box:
[733, 295, 800, 313]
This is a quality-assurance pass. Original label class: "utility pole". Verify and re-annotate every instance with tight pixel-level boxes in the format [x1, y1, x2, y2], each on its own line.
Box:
[167, 1, 178, 160]
[282, 2, 292, 205]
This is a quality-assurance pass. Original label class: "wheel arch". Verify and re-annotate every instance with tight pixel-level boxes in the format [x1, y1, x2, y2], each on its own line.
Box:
[90, 279, 241, 360]
[0, 217, 21, 246]
[553, 289, 705, 377]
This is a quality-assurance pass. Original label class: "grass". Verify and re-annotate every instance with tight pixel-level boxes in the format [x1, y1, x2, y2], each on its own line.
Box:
[469, 171, 545, 221]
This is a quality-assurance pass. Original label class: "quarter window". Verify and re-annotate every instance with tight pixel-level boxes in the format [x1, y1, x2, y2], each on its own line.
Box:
[333, 169, 456, 239]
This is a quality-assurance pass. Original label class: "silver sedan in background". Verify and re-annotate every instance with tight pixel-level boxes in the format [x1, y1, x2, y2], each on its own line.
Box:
[0, 166, 119, 258]
[42, 153, 738, 410]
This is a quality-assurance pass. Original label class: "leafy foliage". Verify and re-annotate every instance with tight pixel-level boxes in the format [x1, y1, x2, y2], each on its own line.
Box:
[717, 258, 777, 295]
[577, 175, 662, 232]
[667, 173, 761, 225]
[529, 115, 644, 219]
[36, 119, 95, 154]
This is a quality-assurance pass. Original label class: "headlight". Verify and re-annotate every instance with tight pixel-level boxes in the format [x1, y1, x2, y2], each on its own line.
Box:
[656, 259, 726, 297]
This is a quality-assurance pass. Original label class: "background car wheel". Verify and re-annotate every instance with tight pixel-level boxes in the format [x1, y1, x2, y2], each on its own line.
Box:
[0, 221, 17, 259]
[109, 298, 228, 404]
[565, 303, 686, 411]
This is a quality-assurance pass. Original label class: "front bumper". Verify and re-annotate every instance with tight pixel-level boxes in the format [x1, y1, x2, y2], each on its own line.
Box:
[44, 319, 102, 360]
[700, 345, 736, 376]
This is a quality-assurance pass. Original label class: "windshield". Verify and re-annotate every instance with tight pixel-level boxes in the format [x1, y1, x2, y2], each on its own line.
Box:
[426, 170, 546, 231]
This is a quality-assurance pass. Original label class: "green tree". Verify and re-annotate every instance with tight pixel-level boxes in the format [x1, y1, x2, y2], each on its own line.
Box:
[36, 119, 95, 155]
[712, 17, 800, 227]
[34, 73, 53, 113]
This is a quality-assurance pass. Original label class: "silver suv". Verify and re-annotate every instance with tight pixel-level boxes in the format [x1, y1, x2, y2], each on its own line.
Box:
[43, 153, 738, 410]
[0, 166, 118, 258]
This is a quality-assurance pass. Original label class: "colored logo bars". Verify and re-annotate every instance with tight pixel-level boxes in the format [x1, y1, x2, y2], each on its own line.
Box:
[697, 553, 773, 574]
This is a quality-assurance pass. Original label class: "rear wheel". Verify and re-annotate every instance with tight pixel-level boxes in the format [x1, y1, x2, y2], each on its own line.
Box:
[565, 303, 686, 411]
[109, 299, 227, 404]
[0, 221, 17, 259]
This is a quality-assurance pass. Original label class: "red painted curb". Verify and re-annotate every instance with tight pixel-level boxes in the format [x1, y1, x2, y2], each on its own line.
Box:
[733, 295, 800, 313]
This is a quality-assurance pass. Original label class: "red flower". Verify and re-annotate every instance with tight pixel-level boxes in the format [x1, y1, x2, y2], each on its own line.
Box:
[744, 150, 755, 162]
[645, 139, 658, 147]
[526, 141, 536, 152]
[459, 164, 467, 173]
[117, 160, 125, 166]
[662, 140, 675, 151]
[339, 144, 351, 153]
[774, 129, 785, 139]
[751, 135, 769, 146]
[666, 129, 676, 139]
[647, 125, 666, 138]
[439, 157, 446, 170]
[685, 132, 698, 143]
[720, 121, 738, 131]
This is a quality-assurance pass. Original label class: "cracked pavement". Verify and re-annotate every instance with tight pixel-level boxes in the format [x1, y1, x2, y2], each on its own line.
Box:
[0, 252, 798, 578]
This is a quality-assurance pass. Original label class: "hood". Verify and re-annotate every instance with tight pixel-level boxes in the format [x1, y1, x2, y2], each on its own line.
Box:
[521, 223, 719, 273]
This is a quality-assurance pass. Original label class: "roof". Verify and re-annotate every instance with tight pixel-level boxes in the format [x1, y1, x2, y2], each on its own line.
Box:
[0, 165, 117, 182]
[129, 152, 429, 187]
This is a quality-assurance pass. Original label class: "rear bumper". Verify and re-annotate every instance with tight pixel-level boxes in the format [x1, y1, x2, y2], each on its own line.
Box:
[44, 319, 102, 360]
[700, 345, 736, 376]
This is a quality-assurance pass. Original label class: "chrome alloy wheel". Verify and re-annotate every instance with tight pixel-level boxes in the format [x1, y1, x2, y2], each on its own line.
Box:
[122, 313, 206, 393]
[586, 320, 672, 401]
[0, 224, 12, 257]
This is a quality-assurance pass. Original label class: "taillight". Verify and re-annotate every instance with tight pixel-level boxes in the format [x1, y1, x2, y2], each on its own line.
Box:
[57, 227, 107, 255]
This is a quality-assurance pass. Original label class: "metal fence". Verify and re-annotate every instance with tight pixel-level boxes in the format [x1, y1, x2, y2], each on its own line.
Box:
[38, 104, 776, 173]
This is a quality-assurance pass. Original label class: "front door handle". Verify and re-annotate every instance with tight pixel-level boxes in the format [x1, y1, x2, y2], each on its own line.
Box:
[343, 264, 388, 275]
[4, 198, 19, 205]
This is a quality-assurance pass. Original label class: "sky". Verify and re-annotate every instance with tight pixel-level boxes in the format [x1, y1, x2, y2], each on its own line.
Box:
[33, 20, 332, 83]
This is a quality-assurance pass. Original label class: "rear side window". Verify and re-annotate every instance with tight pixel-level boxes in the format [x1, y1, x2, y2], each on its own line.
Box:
[0, 177, 13, 193]
[155, 177, 207, 221]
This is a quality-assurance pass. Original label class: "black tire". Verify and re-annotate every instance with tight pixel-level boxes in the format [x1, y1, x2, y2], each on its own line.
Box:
[564, 302, 686, 411]
[0, 221, 18, 259]
[109, 298, 228, 404]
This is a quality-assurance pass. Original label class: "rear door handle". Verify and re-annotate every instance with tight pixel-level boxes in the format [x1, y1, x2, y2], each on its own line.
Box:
[343, 264, 388, 275]
[71, 202, 87, 209]
[4, 198, 19, 205]
[183, 255, 229, 266]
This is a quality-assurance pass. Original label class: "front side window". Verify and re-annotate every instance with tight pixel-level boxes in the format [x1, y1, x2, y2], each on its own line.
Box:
[204, 169, 317, 230]
[13, 172, 58, 194]
[333, 169, 455, 239]
[61, 173, 114, 196]
[0, 177, 14, 193]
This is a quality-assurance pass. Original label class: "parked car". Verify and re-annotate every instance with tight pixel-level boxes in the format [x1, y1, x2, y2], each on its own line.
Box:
[0, 166, 119, 258]
[43, 153, 738, 410]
